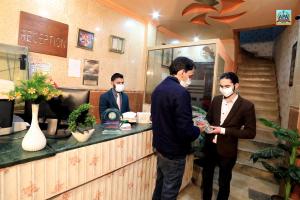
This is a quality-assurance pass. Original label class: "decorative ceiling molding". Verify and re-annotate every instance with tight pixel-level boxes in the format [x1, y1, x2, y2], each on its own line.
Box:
[182, 3, 217, 16]
[209, 11, 247, 23]
[157, 26, 188, 41]
[219, 0, 245, 15]
[195, 0, 219, 6]
[190, 14, 209, 25]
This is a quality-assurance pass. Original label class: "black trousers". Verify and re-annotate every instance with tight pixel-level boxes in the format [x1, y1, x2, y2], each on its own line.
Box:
[202, 144, 237, 200]
[152, 152, 186, 200]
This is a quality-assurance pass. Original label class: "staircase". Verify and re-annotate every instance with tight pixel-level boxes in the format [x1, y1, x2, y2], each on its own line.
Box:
[234, 54, 280, 195]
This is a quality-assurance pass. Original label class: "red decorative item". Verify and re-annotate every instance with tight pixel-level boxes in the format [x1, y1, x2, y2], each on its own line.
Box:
[191, 14, 209, 25]
[182, 3, 217, 16]
[208, 11, 247, 23]
[219, 0, 245, 15]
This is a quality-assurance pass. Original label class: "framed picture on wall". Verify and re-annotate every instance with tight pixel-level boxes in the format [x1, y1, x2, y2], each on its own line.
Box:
[289, 42, 297, 87]
[110, 35, 125, 54]
[77, 29, 94, 50]
[82, 59, 99, 86]
[161, 48, 173, 67]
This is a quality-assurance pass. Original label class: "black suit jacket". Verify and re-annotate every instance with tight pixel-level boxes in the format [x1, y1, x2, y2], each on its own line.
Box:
[99, 89, 130, 119]
[204, 95, 256, 158]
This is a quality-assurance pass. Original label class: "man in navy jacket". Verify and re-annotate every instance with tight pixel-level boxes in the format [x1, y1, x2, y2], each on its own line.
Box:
[99, 73, 130, 120]
[151, 57, 201, 200]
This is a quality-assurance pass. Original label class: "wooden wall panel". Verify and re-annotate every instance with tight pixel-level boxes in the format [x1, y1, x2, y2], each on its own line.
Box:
[51, 154, 194, 200]
[0, 130, 194, 200]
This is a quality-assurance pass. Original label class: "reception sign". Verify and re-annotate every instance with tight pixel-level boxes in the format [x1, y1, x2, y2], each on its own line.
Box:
[18, 11, 69, 57]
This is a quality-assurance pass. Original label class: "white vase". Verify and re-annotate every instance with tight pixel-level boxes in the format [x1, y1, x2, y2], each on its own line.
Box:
[22, 104, 47, 151]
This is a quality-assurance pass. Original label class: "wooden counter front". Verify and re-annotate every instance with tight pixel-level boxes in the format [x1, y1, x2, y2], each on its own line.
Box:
[0, 129, 193, 200]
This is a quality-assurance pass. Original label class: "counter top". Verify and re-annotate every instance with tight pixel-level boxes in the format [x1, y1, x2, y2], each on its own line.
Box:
[47, 123, 152, 153]
[0, 124, 152, 168]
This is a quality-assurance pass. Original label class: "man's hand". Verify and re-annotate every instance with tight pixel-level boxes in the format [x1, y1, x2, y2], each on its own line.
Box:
[209, 126, 222, 134]
[196, 121, 206, 132]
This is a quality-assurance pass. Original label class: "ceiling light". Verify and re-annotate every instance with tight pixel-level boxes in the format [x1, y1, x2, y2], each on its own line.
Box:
[125, 20, 136, 27]
[171, 40, 180, 44]
[193, 37, 200, 42]
[152, 11, 160, 20]
[39, 10, 49, 18]
[95, 27, 100, 32]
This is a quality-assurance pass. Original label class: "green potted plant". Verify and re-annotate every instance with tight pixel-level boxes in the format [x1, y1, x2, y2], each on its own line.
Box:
[68, 103, 96, 142]
[250, 118, 300, 200]
[9, 72, 61, 151]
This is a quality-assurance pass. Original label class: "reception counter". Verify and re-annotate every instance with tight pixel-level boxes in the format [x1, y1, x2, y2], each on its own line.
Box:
[0, 124, 194, 200]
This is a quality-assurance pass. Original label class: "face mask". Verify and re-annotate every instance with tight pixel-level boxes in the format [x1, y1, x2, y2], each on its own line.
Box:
[115, 84, 124, 92]
[219, 86, 234, 97]
[180, 78, 192, 88]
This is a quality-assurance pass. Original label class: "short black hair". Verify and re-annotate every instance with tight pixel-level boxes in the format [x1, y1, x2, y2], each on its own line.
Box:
[169, 57, 195, 75]
[220, 72, 239, 84]
[111, 73, 124, 81]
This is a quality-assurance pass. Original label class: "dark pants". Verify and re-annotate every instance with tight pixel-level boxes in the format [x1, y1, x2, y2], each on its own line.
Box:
[152, 152, 186, 200]
[202, 144, 237, 200]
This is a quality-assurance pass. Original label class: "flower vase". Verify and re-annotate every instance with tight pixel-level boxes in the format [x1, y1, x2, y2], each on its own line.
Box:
[22, 104, 47, 151]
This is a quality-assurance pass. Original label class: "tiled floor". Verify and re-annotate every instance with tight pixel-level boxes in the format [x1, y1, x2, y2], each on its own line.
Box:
[178, 170, 279, 200]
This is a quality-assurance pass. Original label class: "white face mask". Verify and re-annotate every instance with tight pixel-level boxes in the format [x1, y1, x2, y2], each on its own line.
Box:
[219, 86, 234, 97]
[115, 84, 124, 92]
[180, 78, 192, 88]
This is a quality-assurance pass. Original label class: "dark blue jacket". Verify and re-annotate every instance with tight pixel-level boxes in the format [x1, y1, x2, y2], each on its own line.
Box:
[99, 89, 130, 119]
[151, 76, 200, 159]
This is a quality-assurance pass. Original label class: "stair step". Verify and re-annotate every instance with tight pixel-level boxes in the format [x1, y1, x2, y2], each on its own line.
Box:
[239, 77, 276, 82]
[237, 150, 270, 171]
[238, 74, 276, 80]
[239, 59, 274, 65]
[251, 100, 278, 108]
[238, 67, 274, 72]
[239, 86, 277, 94]
[240, 82, 277, 88]
[234, 162, 277, 184]
[237, 69, 275, 77]
[254, 127, 277, 144]
[257, 115, 279, 123]
[238, 139, 275, 153]
[255, 110, 279, 119]
[239, 63, 274, 67]
[240, 80, 276, 87]
[239, 92, 278, 100]
[241, 94, 278, 103]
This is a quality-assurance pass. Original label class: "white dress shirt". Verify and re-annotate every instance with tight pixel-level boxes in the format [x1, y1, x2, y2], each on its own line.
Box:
[212, 94, 239, 143]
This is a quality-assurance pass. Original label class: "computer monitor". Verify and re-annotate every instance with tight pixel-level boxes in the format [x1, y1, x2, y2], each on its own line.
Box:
[24, 88, 90, 130]
[0, 100, 14, 128]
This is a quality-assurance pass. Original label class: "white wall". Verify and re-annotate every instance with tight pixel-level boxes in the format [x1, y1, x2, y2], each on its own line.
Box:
[274, 21, 300, 128]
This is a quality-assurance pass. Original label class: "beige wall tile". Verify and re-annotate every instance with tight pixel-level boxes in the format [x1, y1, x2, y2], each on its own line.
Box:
[0, 0, 147, 91]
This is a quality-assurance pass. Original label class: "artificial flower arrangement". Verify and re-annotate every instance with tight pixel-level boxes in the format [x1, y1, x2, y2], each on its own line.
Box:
[8, 72, 61, 103]
[8, 72, 61, 151]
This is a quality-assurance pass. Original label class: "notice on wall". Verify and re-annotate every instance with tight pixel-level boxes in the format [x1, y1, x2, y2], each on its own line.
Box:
[68, 58, 81, 78]
[82, 59, 99, 86]
[29, 63, 51, 76]
[28, 54, 51, 76]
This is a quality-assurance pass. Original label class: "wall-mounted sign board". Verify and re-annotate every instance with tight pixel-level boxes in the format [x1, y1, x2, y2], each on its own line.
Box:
[18, 11, 69, 57]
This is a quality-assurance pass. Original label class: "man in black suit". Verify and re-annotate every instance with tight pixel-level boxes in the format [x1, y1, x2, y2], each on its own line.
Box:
[151, 57, 202, 200]
[99, 73, 130, 119]
[202, 72, 256, 200]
